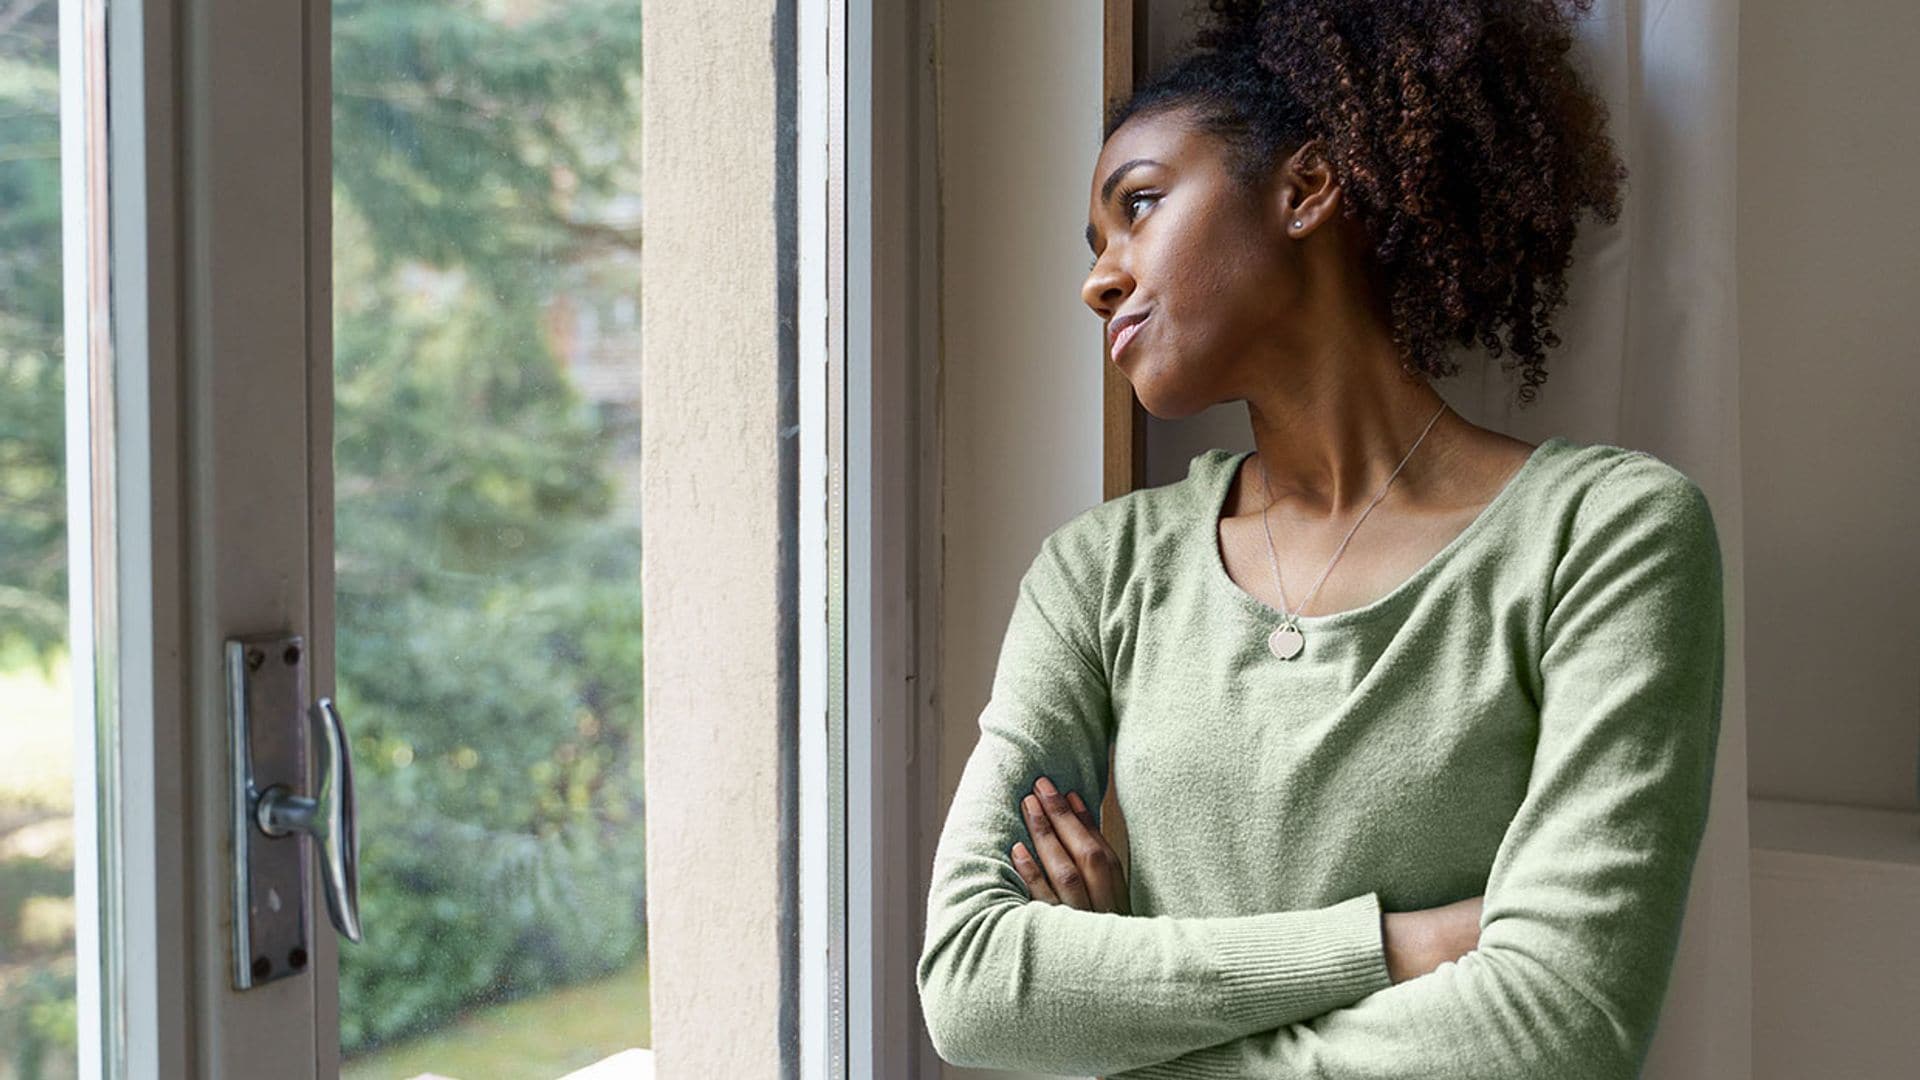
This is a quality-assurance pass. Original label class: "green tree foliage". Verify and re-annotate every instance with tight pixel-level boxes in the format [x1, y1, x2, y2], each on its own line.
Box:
[1, 5, 80, 1069]
[331, 0, 646, 1054]
[0, 0, 66, 664]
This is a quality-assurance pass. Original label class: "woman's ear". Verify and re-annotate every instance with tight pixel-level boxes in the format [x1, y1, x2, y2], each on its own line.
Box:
[1278, 137, 1341, 237]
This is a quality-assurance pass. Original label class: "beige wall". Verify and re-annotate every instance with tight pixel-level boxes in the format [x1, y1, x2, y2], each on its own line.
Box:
[1740, 2, 1920, 1075]
[1738, 0, 1920, 811]
[935, 0, 1107, 830]
[640, 2, 785, 1074]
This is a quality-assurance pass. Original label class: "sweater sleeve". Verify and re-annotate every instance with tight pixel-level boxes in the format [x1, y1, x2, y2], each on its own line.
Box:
[916, 520, 1396, 1077]
[1109, 455, 1727, 1080]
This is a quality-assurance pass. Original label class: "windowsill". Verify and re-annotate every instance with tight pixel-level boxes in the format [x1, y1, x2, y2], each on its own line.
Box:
[556, 1048, 655, 1080]
[1749, 795, 1920, 871]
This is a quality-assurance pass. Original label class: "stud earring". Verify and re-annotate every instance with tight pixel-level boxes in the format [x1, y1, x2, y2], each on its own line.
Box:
[1291, 219, 1303, 229]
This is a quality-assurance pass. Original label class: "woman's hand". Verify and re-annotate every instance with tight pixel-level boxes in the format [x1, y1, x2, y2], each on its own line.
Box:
[1010, 775, 1131, 914]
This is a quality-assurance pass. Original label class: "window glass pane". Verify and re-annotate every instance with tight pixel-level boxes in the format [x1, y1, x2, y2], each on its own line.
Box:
[0, 1, 81, 1075]
[330, 1, 648, 1075]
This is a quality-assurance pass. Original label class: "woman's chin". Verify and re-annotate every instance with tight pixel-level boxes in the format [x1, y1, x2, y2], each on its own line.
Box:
[1127, 375, 1207, 421]
[1136, 397, 1206, 422]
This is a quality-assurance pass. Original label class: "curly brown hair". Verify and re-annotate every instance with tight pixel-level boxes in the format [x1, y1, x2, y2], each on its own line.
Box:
[1107, 0, 1627, 406]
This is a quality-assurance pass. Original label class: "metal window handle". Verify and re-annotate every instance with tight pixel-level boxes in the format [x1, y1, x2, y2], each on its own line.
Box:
[255, 697, 362, 943]
[228, 633, 364, 989]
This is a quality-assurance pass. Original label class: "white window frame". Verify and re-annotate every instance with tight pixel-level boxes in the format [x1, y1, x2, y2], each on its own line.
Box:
[827, 0, 945, 1075]
[798, 0, 944, 1074]
[64, 0, 332, 1074]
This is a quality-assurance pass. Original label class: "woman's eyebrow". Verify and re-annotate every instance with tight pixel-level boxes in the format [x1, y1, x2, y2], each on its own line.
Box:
[1101, 157, 1160, 204]
[1086, 157, 1163, 253]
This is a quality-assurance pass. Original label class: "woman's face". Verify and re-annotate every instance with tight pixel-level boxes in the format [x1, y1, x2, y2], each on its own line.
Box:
[1081, 107, 1306, 419]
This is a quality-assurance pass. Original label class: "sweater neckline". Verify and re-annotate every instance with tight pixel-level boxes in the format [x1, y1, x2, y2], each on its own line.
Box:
[1203, 435, 1564, 631]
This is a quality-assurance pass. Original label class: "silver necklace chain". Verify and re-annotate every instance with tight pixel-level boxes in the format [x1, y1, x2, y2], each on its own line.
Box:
[1252, 399, 1451, 660]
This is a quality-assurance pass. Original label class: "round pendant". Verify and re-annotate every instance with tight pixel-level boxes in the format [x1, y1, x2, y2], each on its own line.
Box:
[1267, 623, 1305, 660]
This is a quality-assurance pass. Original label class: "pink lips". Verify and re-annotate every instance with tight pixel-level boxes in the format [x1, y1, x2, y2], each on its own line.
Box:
[1110, 316, 1148, 360]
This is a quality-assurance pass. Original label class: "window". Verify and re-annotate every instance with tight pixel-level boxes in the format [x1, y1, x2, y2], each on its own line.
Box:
[0, 1, 938, 1076]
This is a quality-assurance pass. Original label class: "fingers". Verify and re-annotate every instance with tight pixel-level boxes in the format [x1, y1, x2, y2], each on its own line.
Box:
[1067, 790, 1097, 833]
[1032, 775, 1122, 910]
[1010, 776, 1128, 911]
[1011, 841, 1059, 903]
[1063, 789, 1130, 914]
[1023, 791, 1093, 908]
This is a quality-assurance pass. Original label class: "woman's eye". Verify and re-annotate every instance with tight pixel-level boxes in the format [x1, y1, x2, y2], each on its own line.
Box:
[1087, 193, 1159, 269]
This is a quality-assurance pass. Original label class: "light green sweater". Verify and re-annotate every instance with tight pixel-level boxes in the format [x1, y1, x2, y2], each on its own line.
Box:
[915, 435, 1725, 1079]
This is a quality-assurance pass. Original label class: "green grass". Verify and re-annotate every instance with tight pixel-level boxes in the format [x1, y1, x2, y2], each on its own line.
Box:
[341, 953, 651, 1080]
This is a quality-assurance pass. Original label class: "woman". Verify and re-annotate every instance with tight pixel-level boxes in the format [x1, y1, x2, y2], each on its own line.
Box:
[916, 2, 1724, 1078]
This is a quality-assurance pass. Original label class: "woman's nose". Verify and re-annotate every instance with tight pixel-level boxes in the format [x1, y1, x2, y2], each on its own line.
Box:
[1081, 260, 1130, 319]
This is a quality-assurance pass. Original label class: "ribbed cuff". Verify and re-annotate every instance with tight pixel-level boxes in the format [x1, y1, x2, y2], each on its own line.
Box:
[1121, 1037, 1244, 1076]
[1116, 1040, 1247, 1080]
[1210, 890, 1393, 1028]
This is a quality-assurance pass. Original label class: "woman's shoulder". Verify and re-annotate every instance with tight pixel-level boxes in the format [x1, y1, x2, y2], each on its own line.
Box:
[1527, 435, 1714, 531]
[1520, 436, 1722, 601]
